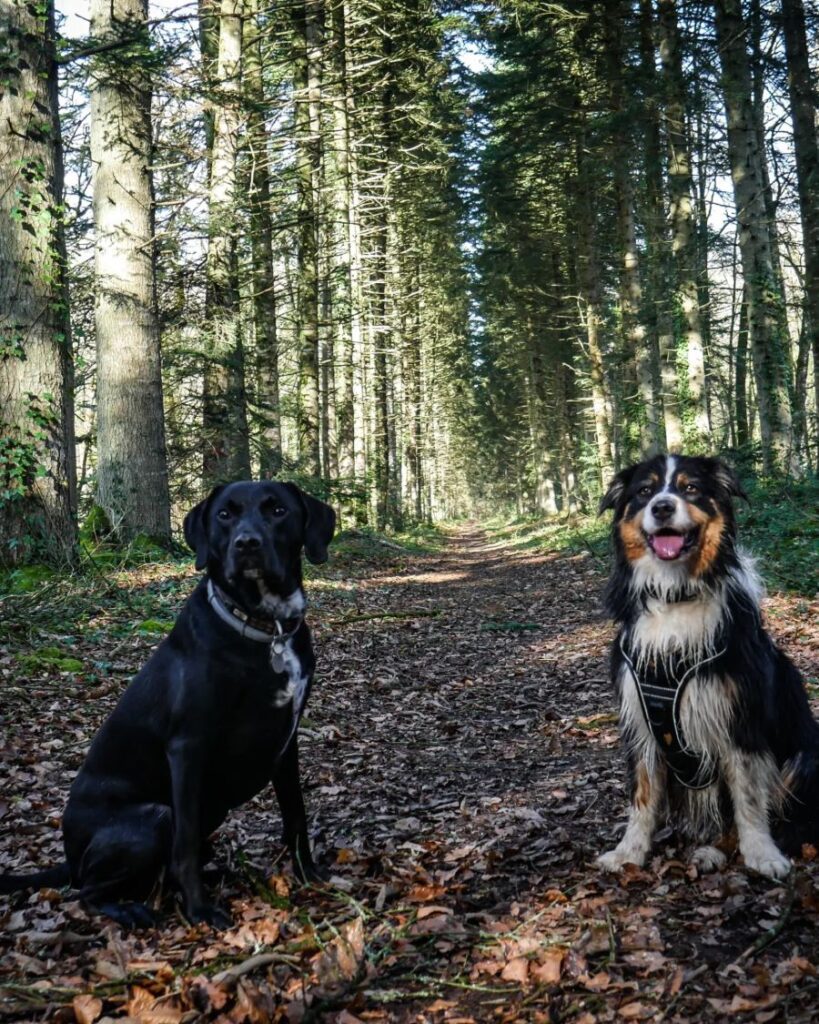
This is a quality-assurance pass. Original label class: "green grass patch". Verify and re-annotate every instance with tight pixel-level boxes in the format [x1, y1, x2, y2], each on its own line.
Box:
[0, 564, 56, 595]
[137, 618, 175, 635]
[16, 646, 84, 674]
[482, 512, 609, 563]
[323, 522, 445, 571]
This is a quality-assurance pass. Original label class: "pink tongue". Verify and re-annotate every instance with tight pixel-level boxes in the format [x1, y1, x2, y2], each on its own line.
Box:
[652, 533, 685, 560]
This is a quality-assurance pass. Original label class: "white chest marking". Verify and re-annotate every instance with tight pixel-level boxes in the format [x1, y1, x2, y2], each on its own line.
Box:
[271, 637, 309, 752]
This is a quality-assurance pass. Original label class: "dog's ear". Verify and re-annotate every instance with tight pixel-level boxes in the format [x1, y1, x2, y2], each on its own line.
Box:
[711, 458, 749, 504]
[284, 483, 336, 564]
[183, 485, 225, 571]
[598, 465, 637, 515]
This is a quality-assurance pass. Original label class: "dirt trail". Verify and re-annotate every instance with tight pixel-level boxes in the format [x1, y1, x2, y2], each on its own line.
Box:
[301, 526, 615, 887]
[1, 526, 819, 1022]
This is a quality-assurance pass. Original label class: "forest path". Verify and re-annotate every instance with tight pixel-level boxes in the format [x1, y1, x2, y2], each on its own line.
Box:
[1, 527, 818, 1021]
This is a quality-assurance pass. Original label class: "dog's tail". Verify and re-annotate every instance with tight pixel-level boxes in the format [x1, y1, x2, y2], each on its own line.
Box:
[0, 862, 70, 895]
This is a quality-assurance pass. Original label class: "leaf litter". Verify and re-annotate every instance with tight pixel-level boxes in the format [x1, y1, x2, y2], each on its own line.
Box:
[1, 528, 818, 1022]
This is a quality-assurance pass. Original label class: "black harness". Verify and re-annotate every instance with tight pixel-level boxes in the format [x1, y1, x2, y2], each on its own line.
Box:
[620, 635, 726, 790]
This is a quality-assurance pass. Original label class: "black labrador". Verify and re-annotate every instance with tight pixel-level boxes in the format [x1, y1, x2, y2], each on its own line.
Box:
[0, 480, 335, 928]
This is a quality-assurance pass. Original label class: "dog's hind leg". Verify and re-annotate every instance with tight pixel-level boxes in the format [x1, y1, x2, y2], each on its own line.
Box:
[273, 736, 324, 882]
[725, 752, 791, 880]
[76, 803, 172, 927]
[597, 755, 667, 871]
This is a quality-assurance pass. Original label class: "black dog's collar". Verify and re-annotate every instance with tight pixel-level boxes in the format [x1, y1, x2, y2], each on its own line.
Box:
[206, 580, 304, 644]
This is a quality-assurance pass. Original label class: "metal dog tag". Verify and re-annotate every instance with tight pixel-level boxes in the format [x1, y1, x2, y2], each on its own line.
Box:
[271, 640, 286, 675]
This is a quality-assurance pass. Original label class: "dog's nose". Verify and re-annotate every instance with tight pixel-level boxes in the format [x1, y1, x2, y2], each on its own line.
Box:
[651, 499, 675, 522]
[233, 533, 262, 552]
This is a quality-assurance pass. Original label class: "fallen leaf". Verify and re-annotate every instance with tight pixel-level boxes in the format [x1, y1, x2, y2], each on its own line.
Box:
[73, 994, 102, 1024]
[500, 957, 529, 984]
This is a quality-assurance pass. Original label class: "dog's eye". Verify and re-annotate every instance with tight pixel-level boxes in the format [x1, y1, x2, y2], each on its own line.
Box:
[684, 483, 700, 496]
[217, 509, 231, 521]
[637, 485, 653, 498]
[272, 505, 286, 517]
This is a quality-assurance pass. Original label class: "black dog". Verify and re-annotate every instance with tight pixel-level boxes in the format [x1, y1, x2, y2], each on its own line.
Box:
[0, 480, 335, 928]
[596, 454, 819, 879]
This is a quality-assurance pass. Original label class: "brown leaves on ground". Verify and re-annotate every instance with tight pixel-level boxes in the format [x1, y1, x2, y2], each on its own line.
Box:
[2, 529, 819, 1022]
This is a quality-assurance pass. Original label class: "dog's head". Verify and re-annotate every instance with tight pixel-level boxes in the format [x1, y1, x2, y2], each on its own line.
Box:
[599, 454, 746, 587]
[183, 481, 336, 598]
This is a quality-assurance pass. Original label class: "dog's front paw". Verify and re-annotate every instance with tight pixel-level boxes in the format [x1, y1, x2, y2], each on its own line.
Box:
[595, 846, 646, 872]
[741, 841, 791, 880]
[186, 901, 233, 929]
[691, 845, 727, 872]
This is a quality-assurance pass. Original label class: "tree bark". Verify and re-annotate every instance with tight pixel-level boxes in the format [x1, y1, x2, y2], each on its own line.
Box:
[574, 134, 615, 488]
[657, 0, 709, 448]
[714, 0, 794, 474]
[244, 0, 282, 477]
[603, 0, 661, 459]
[202, 0, 251, 486]
[340, 1, 368, 511]
[782, 0, 819, 463]
[0, 0, 76, 565]
[292, 0, 322, 478]
[90, 0, 171, 541]
[328, 0, 355, 490]
[638, 0, 674, 452]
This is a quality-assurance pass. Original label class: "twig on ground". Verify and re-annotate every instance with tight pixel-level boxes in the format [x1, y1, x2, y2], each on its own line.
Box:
[212, 952, 300, 987]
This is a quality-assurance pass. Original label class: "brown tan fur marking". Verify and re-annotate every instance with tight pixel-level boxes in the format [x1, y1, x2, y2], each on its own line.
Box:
[619, 512, 648, 562]
[635, 762, 651, 809]
[690, 508, 725, 576]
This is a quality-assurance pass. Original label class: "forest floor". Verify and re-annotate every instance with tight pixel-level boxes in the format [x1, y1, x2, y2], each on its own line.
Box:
[1, 525, 819, 1024]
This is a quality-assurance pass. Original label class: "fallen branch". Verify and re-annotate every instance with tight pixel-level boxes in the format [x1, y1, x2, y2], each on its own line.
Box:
[212, 952, 300, 988]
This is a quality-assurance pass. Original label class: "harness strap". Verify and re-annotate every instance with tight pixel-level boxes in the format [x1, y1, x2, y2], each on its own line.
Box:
[620, 635, 726, 790]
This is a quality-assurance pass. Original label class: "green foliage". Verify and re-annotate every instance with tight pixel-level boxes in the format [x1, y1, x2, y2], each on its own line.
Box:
[737, 476, 819, 595]
[137, 618, 174, 635]
[0, 563, 54, 595]
[82, 532, 175, 569]
[16, 645, 83, 674]
[483, 512, 610, 562]
[80, 504, 113, 543]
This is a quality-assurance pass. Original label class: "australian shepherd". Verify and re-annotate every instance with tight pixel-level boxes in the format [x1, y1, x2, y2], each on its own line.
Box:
[596, 453, 819, 879]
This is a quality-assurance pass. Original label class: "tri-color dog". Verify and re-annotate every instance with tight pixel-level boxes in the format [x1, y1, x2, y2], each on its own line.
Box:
[596, 454, 819, 879]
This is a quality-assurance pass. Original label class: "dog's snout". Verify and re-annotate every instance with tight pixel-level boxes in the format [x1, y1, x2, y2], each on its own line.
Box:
[233, 532, 262, 552]
[651, 498, 675, 522]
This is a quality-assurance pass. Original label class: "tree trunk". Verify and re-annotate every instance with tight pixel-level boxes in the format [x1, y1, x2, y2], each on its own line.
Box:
[574, 133, 615, 488]
[657, 0, 709, 448]
[638, 0, 674, 451]
[328, 0, 355, 489]
[245, 0, 282, 477]
[202, 0, 251, 485]
[714, 0, 794, 474]
[291, 0, 322, 478]
[90, 0, 171, 541]
[736, 285, 750, 451]
[0, 0, 76, 565]
[782, 0, 819, 464]
[603, 0, 660, 459]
